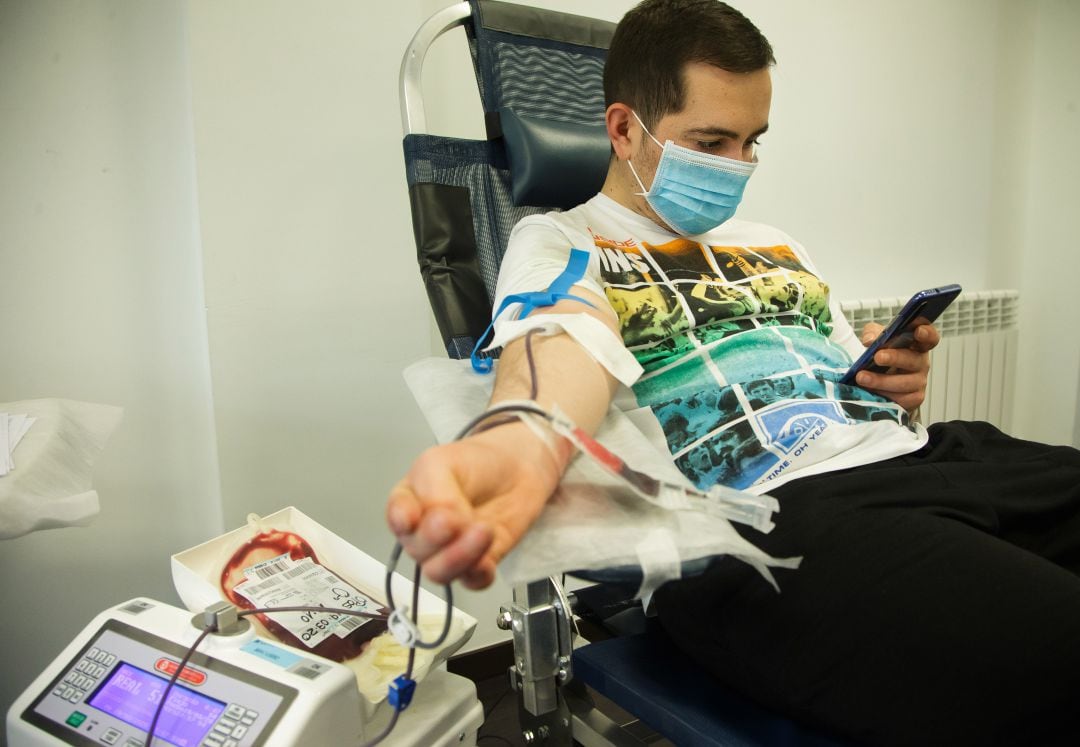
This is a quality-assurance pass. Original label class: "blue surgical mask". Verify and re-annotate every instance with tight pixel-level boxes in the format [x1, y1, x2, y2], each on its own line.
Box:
[627, 110, 757, 236]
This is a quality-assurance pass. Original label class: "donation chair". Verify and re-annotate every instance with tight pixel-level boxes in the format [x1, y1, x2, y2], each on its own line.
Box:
[400, 3, 852, 745]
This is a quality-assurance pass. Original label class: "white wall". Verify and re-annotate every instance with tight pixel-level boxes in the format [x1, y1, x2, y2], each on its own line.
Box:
[0, 0, 222, 728]
[1011, 0, 1080, 445]
[2, 0, 1077, 730]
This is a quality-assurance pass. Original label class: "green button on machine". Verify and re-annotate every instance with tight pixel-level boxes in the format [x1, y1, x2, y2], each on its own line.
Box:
[65, 711, 87, 727]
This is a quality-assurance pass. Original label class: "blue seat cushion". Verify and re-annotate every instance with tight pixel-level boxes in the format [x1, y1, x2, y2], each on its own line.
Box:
[572, 624, 854, 747]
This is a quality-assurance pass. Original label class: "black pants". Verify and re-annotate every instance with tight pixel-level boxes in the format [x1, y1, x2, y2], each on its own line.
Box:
[654, 421, 1080, 747]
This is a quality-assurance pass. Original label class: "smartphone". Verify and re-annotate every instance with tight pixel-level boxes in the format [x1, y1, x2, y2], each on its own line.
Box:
[840, 284, 962, 386]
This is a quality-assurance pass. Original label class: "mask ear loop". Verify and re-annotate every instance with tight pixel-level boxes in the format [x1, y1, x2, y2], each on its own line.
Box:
[625, 109, 665, 198]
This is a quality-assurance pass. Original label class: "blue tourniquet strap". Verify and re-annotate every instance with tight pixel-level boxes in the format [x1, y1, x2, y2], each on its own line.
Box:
[471, 248, 596, 373]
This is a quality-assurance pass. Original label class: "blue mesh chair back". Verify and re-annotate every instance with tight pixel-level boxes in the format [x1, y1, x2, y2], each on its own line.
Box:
[402, 0, 615, 359]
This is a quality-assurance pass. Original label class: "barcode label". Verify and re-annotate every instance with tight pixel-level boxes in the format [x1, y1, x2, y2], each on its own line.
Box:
[337, 616, 364, 633]
[252, 561, 291, 579]
[290, 664, 325, 680]
[231, 555, 380, 649]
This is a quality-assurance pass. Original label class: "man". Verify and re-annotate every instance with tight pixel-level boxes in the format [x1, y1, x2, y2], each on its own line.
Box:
[388, 1, 1080, 743]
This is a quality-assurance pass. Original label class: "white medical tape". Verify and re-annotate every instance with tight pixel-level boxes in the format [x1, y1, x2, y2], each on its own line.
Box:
[634, 528, 683, 615]
[487, 313, 644, 388]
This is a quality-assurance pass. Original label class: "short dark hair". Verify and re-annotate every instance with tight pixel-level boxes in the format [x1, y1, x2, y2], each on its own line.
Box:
[604, 0, 775, 128]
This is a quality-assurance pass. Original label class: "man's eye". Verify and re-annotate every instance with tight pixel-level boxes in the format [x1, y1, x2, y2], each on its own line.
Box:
[696, 140, 723, 151]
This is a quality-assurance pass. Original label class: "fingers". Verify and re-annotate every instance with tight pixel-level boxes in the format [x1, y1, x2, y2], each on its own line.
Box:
[388, 446, 501, 587]
[386, 481, 421, 535]
[912, 322, 941, 352]
[391, 498, 496, 586]
[860, 322, 884, 345]
[864, 345, 929, 377]
[418, 521, 495, 585]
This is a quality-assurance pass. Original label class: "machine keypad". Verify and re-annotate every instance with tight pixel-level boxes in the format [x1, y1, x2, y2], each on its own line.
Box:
[200, 703, 258, 747]
[55, 651, 111, 707]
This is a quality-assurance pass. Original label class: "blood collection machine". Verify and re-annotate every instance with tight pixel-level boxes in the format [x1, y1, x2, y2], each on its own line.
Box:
[7, 506, 484, 747]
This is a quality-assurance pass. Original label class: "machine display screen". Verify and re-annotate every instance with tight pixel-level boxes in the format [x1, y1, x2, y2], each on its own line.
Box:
[88, 662, 227, 747]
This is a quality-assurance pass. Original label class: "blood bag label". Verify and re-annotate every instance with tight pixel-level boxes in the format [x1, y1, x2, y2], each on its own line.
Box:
[232, 555, 377, 649]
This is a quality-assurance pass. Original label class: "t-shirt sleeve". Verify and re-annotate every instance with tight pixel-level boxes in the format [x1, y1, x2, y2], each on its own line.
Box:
[492, 214, 609, 322]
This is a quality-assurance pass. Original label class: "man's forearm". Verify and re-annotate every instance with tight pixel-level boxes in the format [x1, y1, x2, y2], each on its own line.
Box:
[485, 294, 621, 477]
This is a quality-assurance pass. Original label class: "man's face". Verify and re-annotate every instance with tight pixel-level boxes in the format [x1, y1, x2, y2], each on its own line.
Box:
[748, 381, 773, 401]
[629, 62, 772, 227]
[773, 377, 795, 397]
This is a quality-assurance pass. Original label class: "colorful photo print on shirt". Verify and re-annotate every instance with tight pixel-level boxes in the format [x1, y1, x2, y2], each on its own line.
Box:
[605, 284, 689, 347]
[674, 420, 779, 491]
[651, 385, 743, 453]
[591, 233, 910, 491]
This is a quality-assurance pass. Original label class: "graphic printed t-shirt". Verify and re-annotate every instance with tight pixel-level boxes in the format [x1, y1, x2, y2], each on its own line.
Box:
[494, 194, 928, 493]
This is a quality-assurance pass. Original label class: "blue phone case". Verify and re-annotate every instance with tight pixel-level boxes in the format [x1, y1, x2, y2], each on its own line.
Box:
[840, 284, 962, 386]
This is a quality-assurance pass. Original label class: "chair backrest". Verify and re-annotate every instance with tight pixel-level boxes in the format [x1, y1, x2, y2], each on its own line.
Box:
[401, 0, 615, 359]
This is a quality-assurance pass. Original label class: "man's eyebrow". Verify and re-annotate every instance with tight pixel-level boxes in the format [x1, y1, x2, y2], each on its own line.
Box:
[686, 123, 770, 139]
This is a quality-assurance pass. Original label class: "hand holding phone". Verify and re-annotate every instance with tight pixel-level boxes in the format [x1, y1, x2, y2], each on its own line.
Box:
[840, 284, 961, 386]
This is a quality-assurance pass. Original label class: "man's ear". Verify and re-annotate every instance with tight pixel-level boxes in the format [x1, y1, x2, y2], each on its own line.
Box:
[606, 103, 635, 161]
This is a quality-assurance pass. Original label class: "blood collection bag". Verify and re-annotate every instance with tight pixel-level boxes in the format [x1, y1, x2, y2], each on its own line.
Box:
[220, 526, 389, 662]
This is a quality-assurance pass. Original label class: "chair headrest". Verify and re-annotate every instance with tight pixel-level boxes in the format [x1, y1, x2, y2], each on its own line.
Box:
[499, 107, 611, 210]
[496, 107, 609, 210]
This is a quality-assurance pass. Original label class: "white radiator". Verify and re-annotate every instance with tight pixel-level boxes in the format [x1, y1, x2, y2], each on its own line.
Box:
[840, 290, 1020, 430]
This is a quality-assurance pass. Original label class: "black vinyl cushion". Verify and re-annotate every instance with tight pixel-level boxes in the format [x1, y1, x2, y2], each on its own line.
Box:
[499, 107, 610, 209]
[408, 181, 492, 358]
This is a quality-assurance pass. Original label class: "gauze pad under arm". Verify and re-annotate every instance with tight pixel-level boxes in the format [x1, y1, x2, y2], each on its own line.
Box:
[487, 314, 644, 388]
[403, 359, 800, 593]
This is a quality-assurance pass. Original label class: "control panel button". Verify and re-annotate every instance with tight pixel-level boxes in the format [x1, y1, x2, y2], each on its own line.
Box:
[88, 648, 100, 659]
[103, 654, 116, 666]
[231, 725, 248, 739]
[101, 727, 122, 745]
[225, 704, 246, 720]
[66, 711, 88, 728]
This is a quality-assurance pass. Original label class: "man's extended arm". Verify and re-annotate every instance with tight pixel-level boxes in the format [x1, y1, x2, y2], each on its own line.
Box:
[386, 288, 619, 590]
